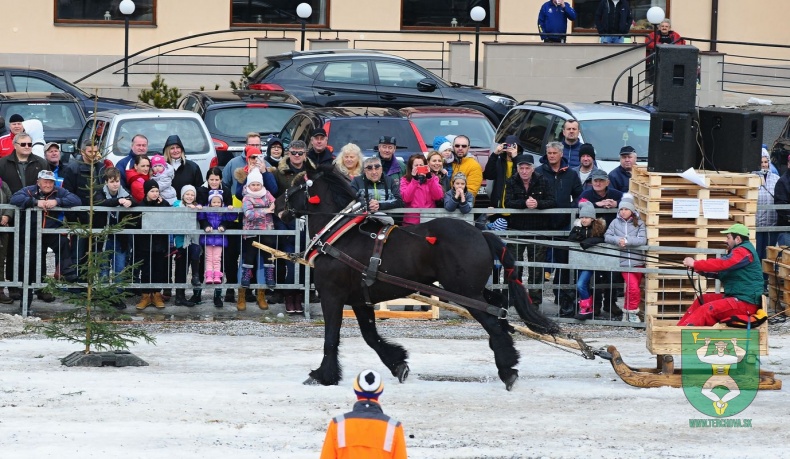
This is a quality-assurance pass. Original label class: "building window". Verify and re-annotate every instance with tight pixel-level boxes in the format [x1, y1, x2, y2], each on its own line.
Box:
[55, 0, 156, 24]
[231, 0, 328, 27]
[572, 0, 670, 33]
[401, 0, 497, 30]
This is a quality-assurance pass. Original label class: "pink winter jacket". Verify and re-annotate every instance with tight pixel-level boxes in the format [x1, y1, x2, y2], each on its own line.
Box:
[400, 175, 444, 226]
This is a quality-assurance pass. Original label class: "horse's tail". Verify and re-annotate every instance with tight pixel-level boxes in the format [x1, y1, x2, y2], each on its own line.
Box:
[482, 231, 560, 336]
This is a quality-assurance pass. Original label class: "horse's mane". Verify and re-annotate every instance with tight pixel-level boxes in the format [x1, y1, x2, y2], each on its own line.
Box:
[310, 163, 358, 211]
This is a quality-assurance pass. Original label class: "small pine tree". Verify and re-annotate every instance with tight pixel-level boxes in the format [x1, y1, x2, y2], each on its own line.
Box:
[138, 74, 182, 108]
[32, 136, 155, 354]
[229, 62, 257, 90]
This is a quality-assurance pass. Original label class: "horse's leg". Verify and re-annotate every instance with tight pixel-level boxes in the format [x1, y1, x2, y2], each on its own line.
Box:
[305, 293, 345, 386]
[351, 303, 410, 382]
[467, 301, 520, 391]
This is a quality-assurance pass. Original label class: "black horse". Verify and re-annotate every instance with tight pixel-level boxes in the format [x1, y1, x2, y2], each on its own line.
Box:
[275, 164, 559, 390]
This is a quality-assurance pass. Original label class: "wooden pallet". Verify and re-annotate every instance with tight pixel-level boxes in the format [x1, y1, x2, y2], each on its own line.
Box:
[647, 315, 768, 355]
[342, 296, 440, 320]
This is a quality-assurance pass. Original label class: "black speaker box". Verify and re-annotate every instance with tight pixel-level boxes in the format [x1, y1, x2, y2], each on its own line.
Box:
[648, 112, 697, 173]
[654, 45, 699, 114]
[697, 107, 763, 173]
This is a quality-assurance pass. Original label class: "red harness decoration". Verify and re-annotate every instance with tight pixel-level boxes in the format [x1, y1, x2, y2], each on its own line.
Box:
[306, 215, 366, 265]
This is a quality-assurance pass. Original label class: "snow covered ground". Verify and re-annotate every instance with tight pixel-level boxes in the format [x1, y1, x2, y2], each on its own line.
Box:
[1, 316, 788, 458]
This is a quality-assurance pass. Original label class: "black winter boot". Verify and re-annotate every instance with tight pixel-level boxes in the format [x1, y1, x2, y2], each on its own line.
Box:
[213, 289, 223, 308]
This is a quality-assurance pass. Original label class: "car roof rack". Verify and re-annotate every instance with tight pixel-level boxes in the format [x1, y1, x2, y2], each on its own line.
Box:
[593, 100, 652, 113]
[515, 100, 574, 117]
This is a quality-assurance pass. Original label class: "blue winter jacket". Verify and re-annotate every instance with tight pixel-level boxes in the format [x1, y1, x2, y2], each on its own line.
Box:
[538, 1, 577, 41]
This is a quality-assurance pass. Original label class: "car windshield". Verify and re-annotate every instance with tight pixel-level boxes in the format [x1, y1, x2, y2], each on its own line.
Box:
[1, 102, 83, 129]
[328, 119, 424, 159]
[204, 106, 298, 137]
[411, 116, 494, 150]
[112, 118, 211, 156]
[578, 119, 650, 161]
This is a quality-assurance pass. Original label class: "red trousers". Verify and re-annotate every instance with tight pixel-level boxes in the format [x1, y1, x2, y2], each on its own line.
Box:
[677, 293, 758, 326]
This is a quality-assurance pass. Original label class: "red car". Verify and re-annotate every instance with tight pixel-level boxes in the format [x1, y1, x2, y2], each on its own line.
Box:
[401, 106, 495, 206]
[399, 106, 495, 170]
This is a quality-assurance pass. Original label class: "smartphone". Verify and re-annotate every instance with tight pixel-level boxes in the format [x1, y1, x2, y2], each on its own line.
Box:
[415, 165, 429, 175]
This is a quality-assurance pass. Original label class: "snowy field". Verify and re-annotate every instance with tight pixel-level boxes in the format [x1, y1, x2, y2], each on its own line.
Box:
[1, 316, 789, 459]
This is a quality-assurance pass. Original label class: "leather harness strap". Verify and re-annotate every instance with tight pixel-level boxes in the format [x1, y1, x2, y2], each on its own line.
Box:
[361, 224, 395, 305]
[319, 243, 508, 319]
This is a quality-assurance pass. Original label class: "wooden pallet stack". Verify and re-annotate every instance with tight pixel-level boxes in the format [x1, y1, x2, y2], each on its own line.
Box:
[629, 166, 761, 319]
[763, 245, 790, 311]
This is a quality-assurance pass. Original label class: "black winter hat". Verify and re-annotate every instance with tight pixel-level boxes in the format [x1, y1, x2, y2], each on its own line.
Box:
[579, 143, 596, 160]
[163, 135, 185, 154]
[143, 179, 159, 196]
[9, 114, 24, 123]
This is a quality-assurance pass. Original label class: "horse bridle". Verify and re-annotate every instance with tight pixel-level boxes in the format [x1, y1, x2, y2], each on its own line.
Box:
[281, 172, 323, 219]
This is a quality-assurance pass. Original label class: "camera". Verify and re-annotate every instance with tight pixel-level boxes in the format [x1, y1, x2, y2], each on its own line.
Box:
[415, 165, 429, 175]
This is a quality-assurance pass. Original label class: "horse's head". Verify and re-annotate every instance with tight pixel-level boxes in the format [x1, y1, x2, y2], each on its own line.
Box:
[274, 163, 356, 223]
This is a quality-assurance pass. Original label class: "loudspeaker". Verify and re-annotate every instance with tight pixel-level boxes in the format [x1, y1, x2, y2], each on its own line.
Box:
[654, 45, 699, 114]
[648, 112, 697, 172]
[697, 107, 763, 173]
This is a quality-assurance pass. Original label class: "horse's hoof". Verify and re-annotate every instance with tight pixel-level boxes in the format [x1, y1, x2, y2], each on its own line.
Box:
[303, 376, 321, 386]
[504, 373, 518, 391]
[395, 363, 410, 383]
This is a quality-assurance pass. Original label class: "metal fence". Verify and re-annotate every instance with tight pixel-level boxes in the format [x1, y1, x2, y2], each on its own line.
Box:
[8, 203, 786, 327]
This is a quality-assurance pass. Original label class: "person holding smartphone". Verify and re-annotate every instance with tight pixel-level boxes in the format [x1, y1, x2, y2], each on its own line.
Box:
[538, 0, 577, 43]
[400, 154, 443, 226]
[484, 135, 521, 209]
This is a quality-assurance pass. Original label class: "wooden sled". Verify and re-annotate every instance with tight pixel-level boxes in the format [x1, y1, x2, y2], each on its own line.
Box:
[606, 316, 782, 390]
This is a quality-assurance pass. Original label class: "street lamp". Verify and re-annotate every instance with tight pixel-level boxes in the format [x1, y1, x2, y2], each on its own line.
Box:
[646, 6, 665, 86]
[296, 3, 312, 52]
[470, 6, 486, 86]
[119, 0, 135, 87]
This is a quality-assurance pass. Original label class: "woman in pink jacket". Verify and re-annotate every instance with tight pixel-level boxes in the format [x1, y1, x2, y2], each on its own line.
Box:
[400, 154, 444, 226]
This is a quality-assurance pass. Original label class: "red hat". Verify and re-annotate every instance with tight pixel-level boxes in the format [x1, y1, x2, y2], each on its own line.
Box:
[245, 145, 261, 160]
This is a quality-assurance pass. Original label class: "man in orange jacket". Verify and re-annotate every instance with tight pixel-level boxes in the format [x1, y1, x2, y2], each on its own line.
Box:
[320, 369, 407, 459]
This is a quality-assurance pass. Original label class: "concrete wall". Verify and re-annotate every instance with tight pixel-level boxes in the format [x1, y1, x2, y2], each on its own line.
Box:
[482, 42, 643, 103]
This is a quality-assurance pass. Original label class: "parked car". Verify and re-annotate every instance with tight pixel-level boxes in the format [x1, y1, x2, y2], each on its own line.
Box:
[76, 109, 217, 177]
[178, 89, 302, 168]
[246, 50, 516, 124]
[494, 100, 651, 172]
[0, 92, 86, 160]
[400, 105, 495, 166]
[401, 106, 496, 206]
[0, 66, 150, 117]
[278, 106, 427, 161]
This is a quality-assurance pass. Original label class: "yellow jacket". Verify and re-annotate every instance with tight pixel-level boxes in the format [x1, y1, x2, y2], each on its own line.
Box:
[453, 155, 483, 198]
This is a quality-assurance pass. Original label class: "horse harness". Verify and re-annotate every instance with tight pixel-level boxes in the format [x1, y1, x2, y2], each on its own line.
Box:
[290, 187, 507, 319]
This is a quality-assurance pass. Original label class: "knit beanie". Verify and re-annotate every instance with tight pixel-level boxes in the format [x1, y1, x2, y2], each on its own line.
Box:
[451, 172, 467, 184]
[208, 189, 223, 203]
[619, 193, 636, 212]
[143, 179, 159, 195]
[151, 154, 167, 168]
[181, 184, 196, 198]
[578, 199, 596, 219]
[9, 114, 24, 123]
[353, 369, 384, 400]
[487, 218, 508, 231]
[247, 167, 264, 186]
[246, 145, 262, 160]
[438, 141, 453, 153]
[579, 143, 596, 160]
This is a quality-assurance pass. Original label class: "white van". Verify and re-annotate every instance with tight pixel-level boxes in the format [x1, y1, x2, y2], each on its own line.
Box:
[76, 109, 217, 177]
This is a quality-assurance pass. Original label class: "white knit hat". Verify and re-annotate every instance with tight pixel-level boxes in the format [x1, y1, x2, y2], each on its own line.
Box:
[247, 167, 264, 186]
[619, 193, 636, 212]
